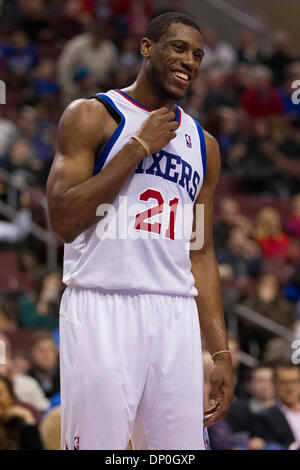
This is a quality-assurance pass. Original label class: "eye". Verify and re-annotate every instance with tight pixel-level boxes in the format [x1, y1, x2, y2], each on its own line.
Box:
[173, 44, 183, 52]
[194, 53, 202, 62]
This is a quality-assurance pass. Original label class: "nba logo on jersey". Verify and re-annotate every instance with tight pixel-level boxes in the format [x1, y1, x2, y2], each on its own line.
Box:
[185, 134, 192, 148]
[73, 435, 79, 450]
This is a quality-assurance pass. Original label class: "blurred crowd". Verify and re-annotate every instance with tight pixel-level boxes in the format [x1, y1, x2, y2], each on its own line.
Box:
[0, 0, 299, 450]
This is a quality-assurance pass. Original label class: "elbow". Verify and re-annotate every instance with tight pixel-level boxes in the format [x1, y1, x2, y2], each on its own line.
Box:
[49, 217, 76, 244]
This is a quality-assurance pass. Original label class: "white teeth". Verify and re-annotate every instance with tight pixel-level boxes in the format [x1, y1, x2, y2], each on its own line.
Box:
[174, 71, 189, 81]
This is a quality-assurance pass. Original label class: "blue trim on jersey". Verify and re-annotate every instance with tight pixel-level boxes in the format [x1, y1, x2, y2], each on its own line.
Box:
[193, 120, 206, 178]
[175, 105, 180, 124]
[93, 93, 126, 175]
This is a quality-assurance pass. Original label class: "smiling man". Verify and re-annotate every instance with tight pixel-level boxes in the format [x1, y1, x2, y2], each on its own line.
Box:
[47, 12, 234, 450]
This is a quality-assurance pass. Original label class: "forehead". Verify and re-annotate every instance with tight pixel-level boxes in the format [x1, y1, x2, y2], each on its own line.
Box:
[160, 22, 203, 48]
[253, 368, 272, 379]
[277, 367, 300, 379]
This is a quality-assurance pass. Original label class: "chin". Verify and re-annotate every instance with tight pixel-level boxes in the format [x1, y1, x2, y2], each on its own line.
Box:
[164, 85, 189, 101]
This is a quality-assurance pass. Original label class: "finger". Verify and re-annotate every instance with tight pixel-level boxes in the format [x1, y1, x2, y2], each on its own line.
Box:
[154, 107, 169, 115]
[204, 404, 219, 416]
[204, 390, 233, 427]
[168, 120, 180, 131]
[169, 131, 177, 139]
[204, 405, 227, 427]
[165, 110, 176, 122]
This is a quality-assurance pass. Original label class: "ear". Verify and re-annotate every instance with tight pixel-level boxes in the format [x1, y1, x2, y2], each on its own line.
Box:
[140, 38, 153, 59]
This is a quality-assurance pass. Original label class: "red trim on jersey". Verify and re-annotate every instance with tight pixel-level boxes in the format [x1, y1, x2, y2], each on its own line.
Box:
[114, 89, 152, 112]
[177, 107, 182, 126]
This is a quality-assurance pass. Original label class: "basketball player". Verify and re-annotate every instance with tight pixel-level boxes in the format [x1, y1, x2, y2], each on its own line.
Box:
[47, 12, 234, 450]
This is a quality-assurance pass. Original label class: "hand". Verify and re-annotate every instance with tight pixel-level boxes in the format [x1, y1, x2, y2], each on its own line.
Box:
[135, 107, 179, 155]
[204, 355, 234, 427]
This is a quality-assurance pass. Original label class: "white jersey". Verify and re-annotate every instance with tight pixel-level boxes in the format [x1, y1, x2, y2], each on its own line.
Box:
[62, 89, 207, 296]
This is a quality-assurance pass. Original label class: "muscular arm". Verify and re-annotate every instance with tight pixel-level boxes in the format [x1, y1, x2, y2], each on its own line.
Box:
[47, 99, 178, 243]
[46, 99, 146, 243]
[190, 131, 234, 425]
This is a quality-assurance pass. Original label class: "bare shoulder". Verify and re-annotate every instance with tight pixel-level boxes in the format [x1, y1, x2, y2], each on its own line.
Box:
[56, 98, 109, 154]
[203, 130, 221, 169]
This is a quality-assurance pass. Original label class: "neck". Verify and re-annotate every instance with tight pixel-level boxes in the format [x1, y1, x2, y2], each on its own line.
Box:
[252, 397, 275, 408]
[122, 68, 176, 112]
[280, 400, 300, 412]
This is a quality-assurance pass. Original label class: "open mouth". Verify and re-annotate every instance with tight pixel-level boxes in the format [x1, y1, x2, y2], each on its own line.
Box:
[171, 70, 191, 84]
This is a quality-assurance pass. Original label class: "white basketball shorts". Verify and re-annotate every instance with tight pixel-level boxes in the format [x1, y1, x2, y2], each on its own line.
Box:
[59, 286, 207, 450]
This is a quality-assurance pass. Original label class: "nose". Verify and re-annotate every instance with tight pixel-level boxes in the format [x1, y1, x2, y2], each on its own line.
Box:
[181, 50, 194, 71]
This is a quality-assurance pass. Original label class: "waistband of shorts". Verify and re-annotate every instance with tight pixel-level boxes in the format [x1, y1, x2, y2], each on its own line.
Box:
[63, 284, 195, 300]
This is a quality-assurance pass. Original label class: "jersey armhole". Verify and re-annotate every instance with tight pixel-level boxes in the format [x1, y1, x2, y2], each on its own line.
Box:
[90, 94, 126, 175]
[90, 95, 121, 125]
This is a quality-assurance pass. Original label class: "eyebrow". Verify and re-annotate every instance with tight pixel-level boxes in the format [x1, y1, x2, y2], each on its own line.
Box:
[167, 39, 204, 57]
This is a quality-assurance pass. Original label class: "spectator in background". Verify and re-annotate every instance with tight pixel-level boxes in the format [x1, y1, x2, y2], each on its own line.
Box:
[262, 337, 293, 365]
[0, 375, 43, 449]
[0, 137, 43, 186]
[0, 191, 32, 245]
[284, 194, 300, 239]
[57, 20, 118, 105]
[216, 227, 262, 281]
[18, 0, 53, 42]
[68, 65, 98, 103]
[226, 365, 275, 446]
[18, 271, 62, 330]
[233, 63, 255, 99]
[16, 106, 53, 163]
[11, 351, 31, 377]
[255, 362, 300, 449]
[0, 334, 50, 413]
[18, 247, 47, 291]
[241, 65, 283, 118]
[124, 0, 153, 41]
[266, 30, 293, 86]
[201, 25, 237, 73]
[203, 68, 236, 112]
[242, 274, 295, 352]
[31, 58, 60, 100]
[214, 107, 242, 167]
[49, 0, 84, 40]
[28, 331, 60, 400]
[119, 34, 140, 73]
[214, 198, 253, 251]
[0, 30, 39, 79]
[255, 207, 291, 259]
[183, 81, 206, 122]
[236, 30, 262, 66]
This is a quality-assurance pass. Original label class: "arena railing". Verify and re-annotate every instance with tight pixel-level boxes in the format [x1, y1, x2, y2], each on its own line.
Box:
[233, 304, 295, 342]
[227, 303, 296, 367]
[0, 167, 58, 270]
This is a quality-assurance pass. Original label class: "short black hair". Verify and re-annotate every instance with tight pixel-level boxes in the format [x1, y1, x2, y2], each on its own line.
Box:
[144, 12, 201, 43]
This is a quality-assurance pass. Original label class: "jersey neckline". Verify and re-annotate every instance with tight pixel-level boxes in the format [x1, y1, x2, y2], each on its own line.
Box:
[113, 89, 182, 126]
